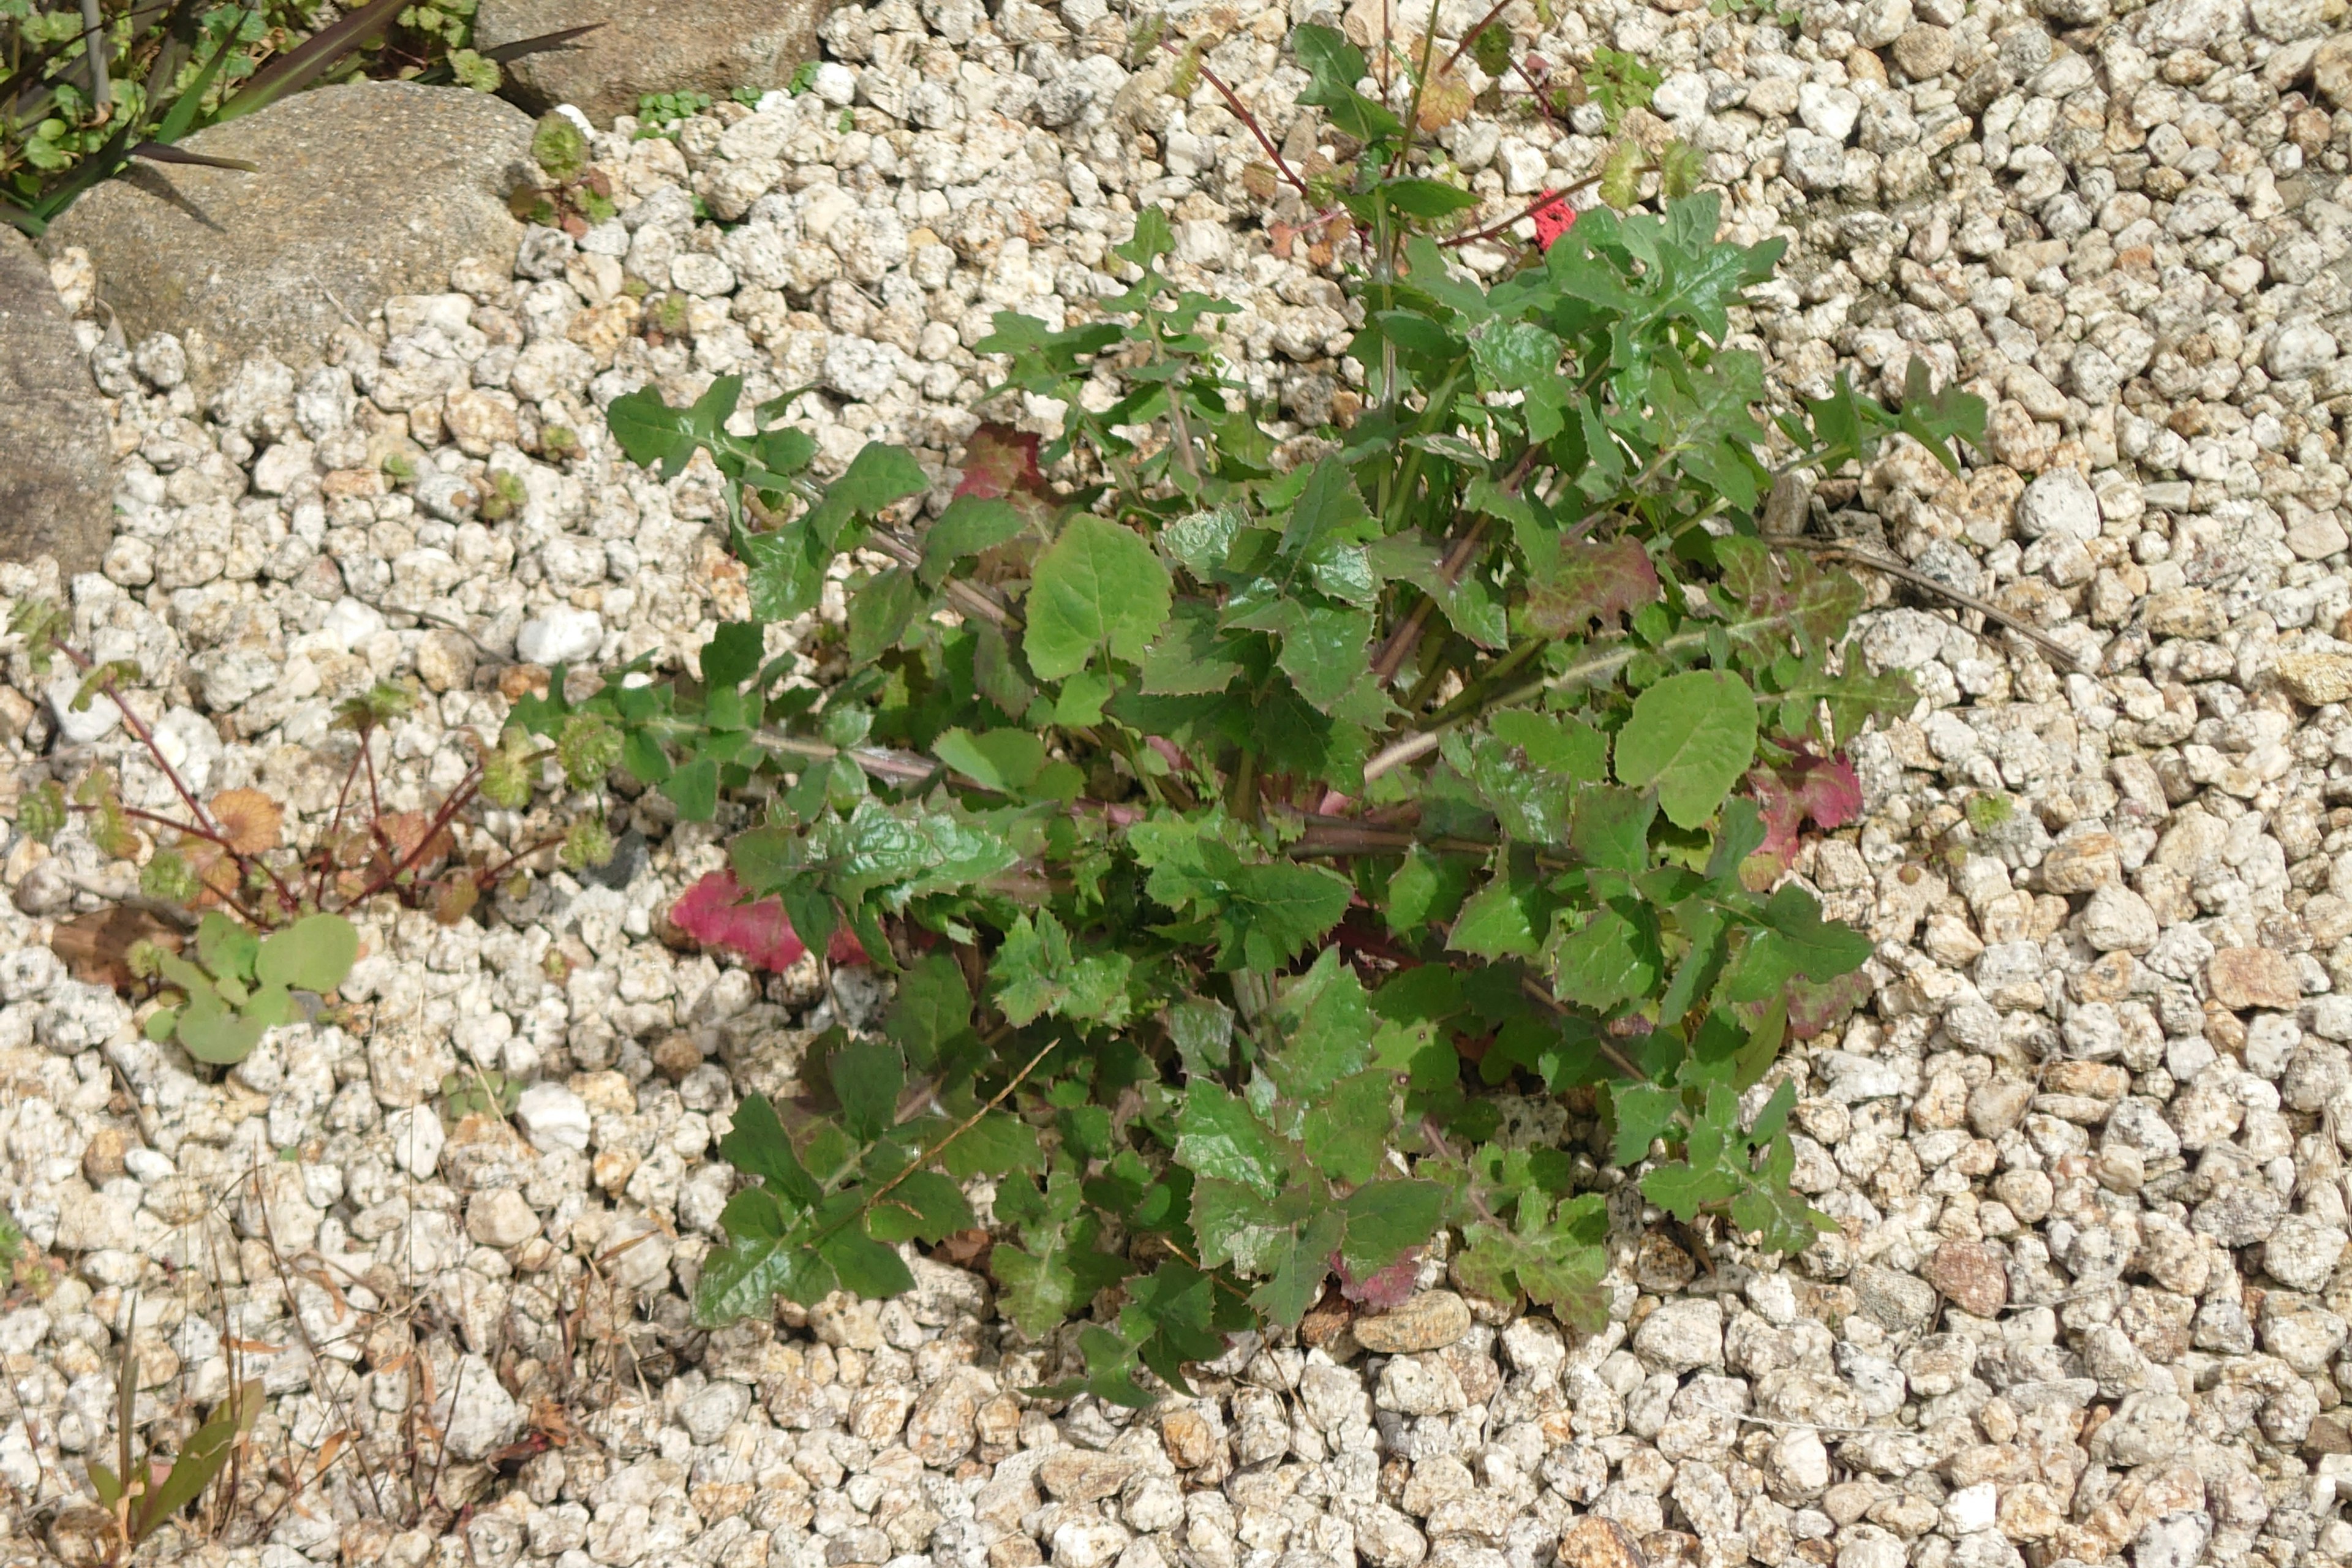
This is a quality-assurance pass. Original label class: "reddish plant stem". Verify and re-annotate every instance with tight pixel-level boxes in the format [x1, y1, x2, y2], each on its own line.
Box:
[67, 653, 306, 913]
[1368, 429, 1542, 687]
[1441, 171, 1603, 251]
[1517, 978, 1648, 1082]
[342, 768, 483, 909]
[78, 803, 273, 927]
[316, 738, 371, 906]
[1163, 40, 1311, 199]
[361, 733, 383, 821]
[1438, 0, 1514, 77]
[1513, 57, 1569, 132]
[476, 835, 567, 886]
[111, 802, 238, 856]
[1368, 436, 1545, 686]
[58, 643, 224, 840]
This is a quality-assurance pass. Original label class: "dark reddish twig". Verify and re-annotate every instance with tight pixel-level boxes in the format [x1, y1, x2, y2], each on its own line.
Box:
[1368, 520, 1485, 685]
[56, 644, 222, 841]
[1441, 172, 1603, 250]
[1518, 977, 1648, 1081]
[1514, 57, 1568, 132]
[1368, 439, 1540, 685]
[1439, 0, 1513, 77]
[361, 736, 383, 822]
[315, 776, 358, 906]
[1160, 39, 1311, 198]
[343, 769, 484, 908]
[475, 835, 567, 886]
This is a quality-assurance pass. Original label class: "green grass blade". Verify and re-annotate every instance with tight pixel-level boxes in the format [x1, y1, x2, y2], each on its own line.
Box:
[130, 1378, 258, 1540]
[149, 7, 253, 148]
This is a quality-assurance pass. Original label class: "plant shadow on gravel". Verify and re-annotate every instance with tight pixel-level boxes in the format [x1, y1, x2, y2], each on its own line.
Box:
[564, 19, 1986, 1404]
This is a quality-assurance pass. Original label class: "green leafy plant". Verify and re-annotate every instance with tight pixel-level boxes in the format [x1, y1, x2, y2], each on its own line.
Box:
[571, 24, 1973, 1387]
[1964, 790, 2014, 833]
[509, 108, 615, 238]
[1, 0, 595, 233]
[633, 86, 711, 137]
[1582, 47, 1660, 131]
[85, 1322, 260, 1565]
[443, 1066, 523, 1119]
[137, 911, 356, 1064]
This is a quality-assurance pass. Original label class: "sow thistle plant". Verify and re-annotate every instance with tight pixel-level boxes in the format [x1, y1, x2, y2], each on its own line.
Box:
[568, 23, 1980, 1398]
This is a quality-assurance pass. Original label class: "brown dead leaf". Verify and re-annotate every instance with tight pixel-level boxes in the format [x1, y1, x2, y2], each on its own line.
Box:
[50, 907, 182, 992]
[432, 878, 481, 926]
[933, 1228, 993, 1269]
[1417, 70, 1474, 132]
[529, 1396, 576, 1447]
[1300, 1282, 1355, 1351]
[209, 788, 284, 854]
[375, 812, 455, 874]
[181, 837, 240, 903]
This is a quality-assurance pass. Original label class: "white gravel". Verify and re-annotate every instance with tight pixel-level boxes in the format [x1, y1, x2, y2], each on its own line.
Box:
[6, 1, 2352, 1567]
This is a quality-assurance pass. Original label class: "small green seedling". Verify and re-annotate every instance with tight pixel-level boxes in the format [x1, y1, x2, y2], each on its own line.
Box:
[141, 913, 358, 1065]
[477, 468, 529, 522]
[633, 89, 714, 137]
[1965, 791, 2016, 834]
[443, 1068, 522, 1120]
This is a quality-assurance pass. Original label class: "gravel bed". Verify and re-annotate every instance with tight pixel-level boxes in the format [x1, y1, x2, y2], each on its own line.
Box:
[6, 1, 2352, 1567]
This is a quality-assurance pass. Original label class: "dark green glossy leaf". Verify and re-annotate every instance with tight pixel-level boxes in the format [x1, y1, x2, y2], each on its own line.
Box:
[831, 1039, 904, 1141]
[821, 1226, 917, 1297]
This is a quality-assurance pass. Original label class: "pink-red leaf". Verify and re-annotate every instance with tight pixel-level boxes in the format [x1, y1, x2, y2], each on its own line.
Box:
[1333, 1248, 1420, 1308]
[1524, 537, 1660, 636]
[953, 424, 1045, 502]
[671, 871, 871, 970]
[674, 871, 807, 971]
[1748, 750, 1863, 859]
[1786, 970, 1872, 1040]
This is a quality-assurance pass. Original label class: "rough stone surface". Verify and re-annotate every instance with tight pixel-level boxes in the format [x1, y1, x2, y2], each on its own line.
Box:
[478, 0, 835, 123]
[1351, 1291, 1472, 1354]
[1922, 1240, 2008, 1317]
[1556, 1516, 1646, 1568]
[50, 81, 532, 394]
[2209, 947, 2302, 1011]
[0, 232, 111, 575]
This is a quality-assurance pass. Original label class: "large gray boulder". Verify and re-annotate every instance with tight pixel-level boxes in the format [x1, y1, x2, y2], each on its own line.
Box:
[0, 230, 113, 575]
[477, 0, 832, 124]
[50, 81, 533, 395]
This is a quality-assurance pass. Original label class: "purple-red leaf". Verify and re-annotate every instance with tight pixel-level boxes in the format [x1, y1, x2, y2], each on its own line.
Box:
[1786, 969, 1872, 1040]
[671, 871, 807, 971]
[953, 424, 1046, 502]
[1524, 538, 1660, 636]
[1333, 1248, 1420, 1308]
[1749, 750, 1863, 859]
